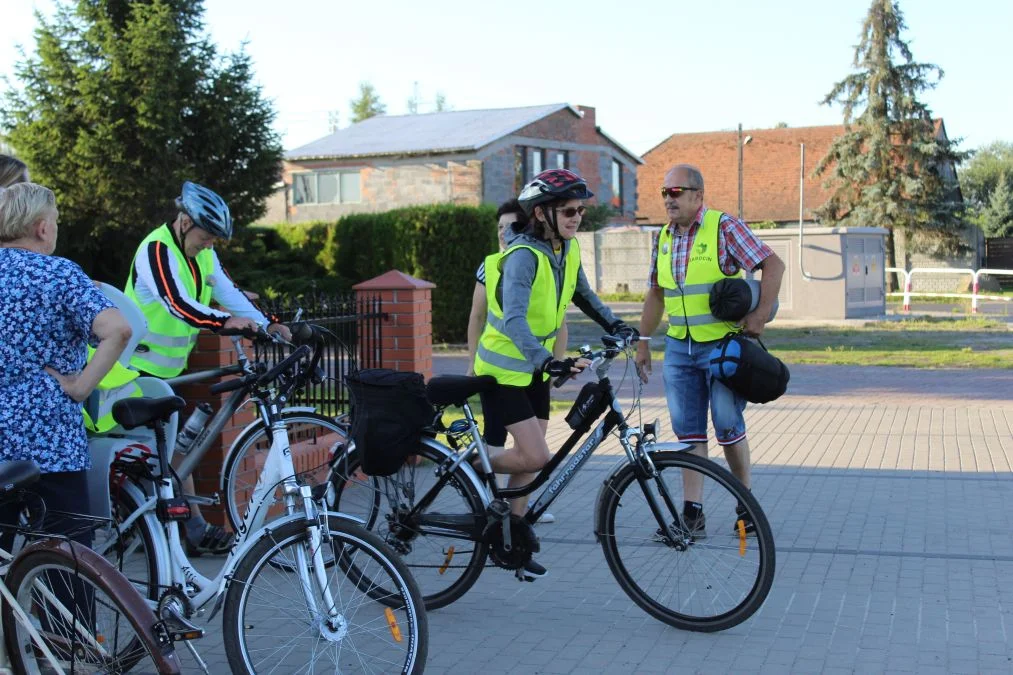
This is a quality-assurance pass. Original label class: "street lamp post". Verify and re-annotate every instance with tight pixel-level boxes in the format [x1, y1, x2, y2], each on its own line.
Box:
[737, 123, 752, 221]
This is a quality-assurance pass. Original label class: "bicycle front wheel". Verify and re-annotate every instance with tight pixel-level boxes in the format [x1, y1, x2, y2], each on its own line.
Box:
[597, 450, 775, 632]
[222, 411, 348, 532]
[2, 538, 181, 674]
[223, 514, 427, 674]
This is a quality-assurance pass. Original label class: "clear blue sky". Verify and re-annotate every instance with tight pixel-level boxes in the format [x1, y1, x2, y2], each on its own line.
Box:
[2, 0, 1010, 156]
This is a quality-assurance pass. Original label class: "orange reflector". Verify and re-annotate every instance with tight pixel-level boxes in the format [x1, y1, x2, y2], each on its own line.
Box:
[385, 608, 402, 643]
[737, 520, 747, 556]
[439, 547, 455, 575]
[96, 634, 106, 644]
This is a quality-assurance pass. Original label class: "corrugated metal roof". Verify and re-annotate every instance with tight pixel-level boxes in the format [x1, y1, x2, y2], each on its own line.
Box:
[286, 103, 579, 160]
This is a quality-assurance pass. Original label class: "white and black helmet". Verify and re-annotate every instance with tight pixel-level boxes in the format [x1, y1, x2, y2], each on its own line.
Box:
[175, 181, 233, 240]
[517, 169, 594, 217]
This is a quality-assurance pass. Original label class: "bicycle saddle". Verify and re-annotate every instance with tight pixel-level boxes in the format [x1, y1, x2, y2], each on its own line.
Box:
[112, 396, 186, 430]
[426, 375, 497, 407]
[0, 460, 40, 498]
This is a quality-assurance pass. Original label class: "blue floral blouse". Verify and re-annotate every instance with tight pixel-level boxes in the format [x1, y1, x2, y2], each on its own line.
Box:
[0, 249, 112, 472]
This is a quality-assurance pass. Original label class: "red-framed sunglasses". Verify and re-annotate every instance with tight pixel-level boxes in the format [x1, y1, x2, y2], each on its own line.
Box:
[660, 187, 699, 199]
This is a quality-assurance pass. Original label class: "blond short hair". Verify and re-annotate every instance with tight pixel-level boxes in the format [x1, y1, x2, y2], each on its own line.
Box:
[0, 182, 57, 242]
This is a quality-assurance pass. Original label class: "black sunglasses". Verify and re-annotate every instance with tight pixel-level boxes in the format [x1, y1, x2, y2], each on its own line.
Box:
[660, 187, 700, 199]
[554, 206, 586, 218]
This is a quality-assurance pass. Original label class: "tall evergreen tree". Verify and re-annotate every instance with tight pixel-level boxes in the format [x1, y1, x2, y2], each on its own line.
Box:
[1, 0, 282, 283]
[349, 82, 386, 123]
[814, 0, 967, 275]
[960, 142, 1013, 238]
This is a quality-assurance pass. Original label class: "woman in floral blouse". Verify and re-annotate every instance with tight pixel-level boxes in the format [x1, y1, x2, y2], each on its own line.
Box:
[0, 180, 131, 544]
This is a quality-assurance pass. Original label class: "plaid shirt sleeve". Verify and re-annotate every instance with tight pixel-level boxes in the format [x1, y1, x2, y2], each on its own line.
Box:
[720, 215, 774, 272]
[647, 230, 661, 289]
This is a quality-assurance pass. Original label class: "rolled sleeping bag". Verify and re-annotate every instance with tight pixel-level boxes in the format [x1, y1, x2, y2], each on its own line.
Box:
[709, 278, 779, 323]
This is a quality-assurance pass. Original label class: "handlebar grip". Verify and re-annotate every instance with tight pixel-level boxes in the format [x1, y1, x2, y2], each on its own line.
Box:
[257, 345, 312, 385]
[553, 372, 575, 389]
[209, 375, 252, 395]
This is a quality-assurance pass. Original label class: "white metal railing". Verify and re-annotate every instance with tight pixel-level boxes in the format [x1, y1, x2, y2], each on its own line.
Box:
[886, 267, 1013, 313]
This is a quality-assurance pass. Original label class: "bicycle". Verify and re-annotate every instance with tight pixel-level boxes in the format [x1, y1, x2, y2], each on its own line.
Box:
[327, 334, 776, 632]
[92, 337, 428, 673]
[158, 323, 348, 534]
[0, 460, 188, 674]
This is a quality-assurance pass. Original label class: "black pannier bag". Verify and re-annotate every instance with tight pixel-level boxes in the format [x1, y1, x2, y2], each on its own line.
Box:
[708, 333, 790, 404]
[564, 381, 610, 433]
[345, 368, 436, 476]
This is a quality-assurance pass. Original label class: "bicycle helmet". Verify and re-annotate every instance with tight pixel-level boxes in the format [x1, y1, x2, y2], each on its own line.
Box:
[175, 181, 233, 240]
[517, 169, 594, 218]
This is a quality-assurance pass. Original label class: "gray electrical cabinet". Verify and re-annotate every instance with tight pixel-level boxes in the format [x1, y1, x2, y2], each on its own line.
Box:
[758, 227, 888, 320]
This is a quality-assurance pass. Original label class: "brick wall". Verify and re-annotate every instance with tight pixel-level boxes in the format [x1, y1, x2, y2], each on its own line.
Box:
[283, 157, 483, 223]
[354, 270, 435, 379]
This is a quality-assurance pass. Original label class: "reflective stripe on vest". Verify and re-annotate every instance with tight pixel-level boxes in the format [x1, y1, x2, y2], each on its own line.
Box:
[124, 224, 215, 377]
[83, 347, 142, 433]
[474, 241, 579, 386]
[656, 209, 741, 342]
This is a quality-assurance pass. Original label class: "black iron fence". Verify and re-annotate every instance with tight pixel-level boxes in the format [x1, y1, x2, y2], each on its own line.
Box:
[255, 291, 385, 414]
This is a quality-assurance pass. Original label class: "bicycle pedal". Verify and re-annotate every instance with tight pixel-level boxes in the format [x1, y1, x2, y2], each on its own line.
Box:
[159, 614, 204, 642]
[181, 493, 220, 507]
[514, 568, 535, 583]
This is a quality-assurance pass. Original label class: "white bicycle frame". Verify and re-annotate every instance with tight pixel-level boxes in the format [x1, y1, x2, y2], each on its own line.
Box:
[96, 413, 343, 622]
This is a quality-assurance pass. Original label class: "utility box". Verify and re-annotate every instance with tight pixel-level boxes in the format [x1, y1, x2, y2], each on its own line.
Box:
[757, 227, 887, 320]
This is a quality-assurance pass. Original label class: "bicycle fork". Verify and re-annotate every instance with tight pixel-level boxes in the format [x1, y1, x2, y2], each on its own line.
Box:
[294, 486, 346, 638]
[627, 443, 692, 551]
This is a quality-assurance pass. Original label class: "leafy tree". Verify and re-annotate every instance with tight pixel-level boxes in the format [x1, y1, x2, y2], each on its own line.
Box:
[349, 81, 386, 123]
[1, 0, 282, 284]
[959, 142, 1013, 237]
[434, 91, 449, 112]
[813, 0, 968, 277]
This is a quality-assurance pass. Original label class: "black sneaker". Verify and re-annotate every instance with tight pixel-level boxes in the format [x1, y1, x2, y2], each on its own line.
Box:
[733, 505, 757, 535]
[517, 558, 547, 581]
[654, 511, 707, 542]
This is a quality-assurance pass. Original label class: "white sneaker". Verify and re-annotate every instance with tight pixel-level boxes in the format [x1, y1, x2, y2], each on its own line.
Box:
[529, 501, 555, 524]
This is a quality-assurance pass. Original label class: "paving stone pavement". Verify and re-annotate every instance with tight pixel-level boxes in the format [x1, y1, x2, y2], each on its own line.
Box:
[172, 357, 1013, 674]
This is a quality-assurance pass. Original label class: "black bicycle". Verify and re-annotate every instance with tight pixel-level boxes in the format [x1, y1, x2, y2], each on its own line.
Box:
[327, 335, 775, 633]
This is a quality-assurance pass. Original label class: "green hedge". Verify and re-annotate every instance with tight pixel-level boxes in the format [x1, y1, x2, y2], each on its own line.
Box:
[220, 204, 498, 343]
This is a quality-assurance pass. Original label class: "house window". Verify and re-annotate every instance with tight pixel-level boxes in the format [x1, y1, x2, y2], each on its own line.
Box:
[531, 149, 544, 179]
[514, 147, 527, 192]
[291, 170, 361, 205]
[554, 151, 568, 170]
[611, 160, 623, 210]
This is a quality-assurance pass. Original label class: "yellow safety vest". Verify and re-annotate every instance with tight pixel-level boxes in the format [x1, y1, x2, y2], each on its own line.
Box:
[656, 209, 740, 341]
[82, 347, 142, 433]
[474, 241, 579, 386]
[125, 224, 215, 377]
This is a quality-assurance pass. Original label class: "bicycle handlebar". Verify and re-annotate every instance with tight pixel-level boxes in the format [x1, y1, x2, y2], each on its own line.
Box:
[258, 345, 311, 386]
[552, 334, 649, 388]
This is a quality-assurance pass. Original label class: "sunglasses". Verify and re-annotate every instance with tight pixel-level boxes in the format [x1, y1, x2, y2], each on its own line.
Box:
[553, 206, 586, 218]
[660, 187, 700, 199]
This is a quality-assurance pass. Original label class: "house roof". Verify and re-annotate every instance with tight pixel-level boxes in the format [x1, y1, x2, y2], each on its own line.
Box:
[287, 103, 584, 160]
[637, 120, 949, 225]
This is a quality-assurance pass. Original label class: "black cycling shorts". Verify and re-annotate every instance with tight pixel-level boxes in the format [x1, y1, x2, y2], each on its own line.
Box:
[479, 375, 551, 447]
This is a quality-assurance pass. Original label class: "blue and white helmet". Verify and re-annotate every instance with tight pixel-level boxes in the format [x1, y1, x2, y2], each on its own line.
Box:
[175, 181, 233, 240]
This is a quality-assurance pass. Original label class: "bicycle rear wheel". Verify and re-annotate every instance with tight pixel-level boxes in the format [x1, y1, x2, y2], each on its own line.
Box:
[223, 514, 427, 674]
[222, 411, 347, 532]
[2, 538, 181, 674]
[327, 444, 488, 610]
[597, 450, 775, 632]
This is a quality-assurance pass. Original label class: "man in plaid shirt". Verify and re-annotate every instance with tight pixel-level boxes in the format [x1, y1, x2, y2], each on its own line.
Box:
[635, 164, 784, 537]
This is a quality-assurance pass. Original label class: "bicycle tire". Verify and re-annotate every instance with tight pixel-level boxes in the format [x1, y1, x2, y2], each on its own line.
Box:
[1, 538, 181, 674]
[222, 514, 427, 674]
[597, 450, 775, 632]
[328, 444, 489, 610]
[222, 411, 348, 532]
[95, 481, 161, 603]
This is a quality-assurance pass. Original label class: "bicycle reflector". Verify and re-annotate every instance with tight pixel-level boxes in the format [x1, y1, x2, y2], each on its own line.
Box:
[384, 608, 403, 642]
[157, 497, 193, 522]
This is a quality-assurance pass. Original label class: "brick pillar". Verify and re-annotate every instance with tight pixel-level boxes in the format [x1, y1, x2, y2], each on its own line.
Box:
[353, 270, 436, 379]
[174, 332, 256, 528]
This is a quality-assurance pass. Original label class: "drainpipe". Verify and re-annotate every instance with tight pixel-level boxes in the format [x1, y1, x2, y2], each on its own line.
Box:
[799, 142, 814, 281]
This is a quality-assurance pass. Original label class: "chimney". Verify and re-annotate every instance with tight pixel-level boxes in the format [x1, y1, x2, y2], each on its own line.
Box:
[576, 105, 596, 144]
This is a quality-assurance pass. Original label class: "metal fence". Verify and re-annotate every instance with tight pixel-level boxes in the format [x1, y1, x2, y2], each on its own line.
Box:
[255, 291, 385, 413]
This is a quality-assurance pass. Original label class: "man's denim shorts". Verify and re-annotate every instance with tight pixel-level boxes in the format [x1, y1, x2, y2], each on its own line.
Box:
[662, 335, 747, 445]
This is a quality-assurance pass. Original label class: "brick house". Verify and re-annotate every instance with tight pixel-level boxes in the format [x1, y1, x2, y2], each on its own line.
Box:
[273, 103, 642, 224]
[637, 122, 979, 287]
